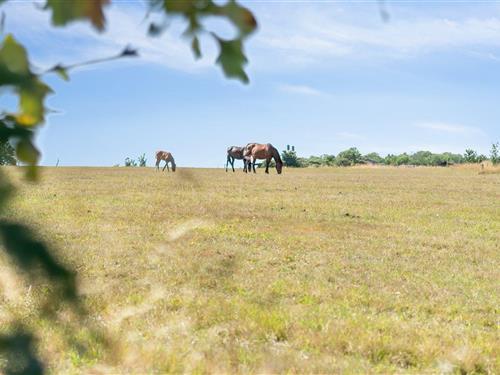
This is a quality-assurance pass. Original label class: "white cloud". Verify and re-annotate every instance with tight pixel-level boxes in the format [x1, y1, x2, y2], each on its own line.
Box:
[250, 5, 500, 69]
[5, 2, 500, 75]
[278, 83, 324, 96]
[415, 122, 486, 135]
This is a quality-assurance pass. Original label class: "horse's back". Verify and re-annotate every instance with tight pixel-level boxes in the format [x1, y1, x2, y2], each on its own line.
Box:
[156, 150, 172, 160]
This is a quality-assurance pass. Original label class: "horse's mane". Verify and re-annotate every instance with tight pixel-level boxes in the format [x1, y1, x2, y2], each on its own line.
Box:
[271, 145, 283, 164]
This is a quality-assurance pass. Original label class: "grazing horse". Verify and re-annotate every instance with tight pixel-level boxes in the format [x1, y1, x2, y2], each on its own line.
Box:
[155, 151, 176, 172]
[226, 146, 249, 172]
[243, 143, 283, 174]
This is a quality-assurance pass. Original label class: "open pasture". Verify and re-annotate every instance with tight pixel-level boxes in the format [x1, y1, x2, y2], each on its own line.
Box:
[1, 166, 499, 373]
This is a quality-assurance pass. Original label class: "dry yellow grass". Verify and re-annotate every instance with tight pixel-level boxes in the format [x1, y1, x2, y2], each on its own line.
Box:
[1, 166, 499, 373]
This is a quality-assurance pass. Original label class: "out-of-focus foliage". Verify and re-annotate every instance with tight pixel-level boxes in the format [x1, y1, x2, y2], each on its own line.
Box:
[0, 138, 15, 165]
[45, 0, 110, 31]
[147, 0, 257, 83]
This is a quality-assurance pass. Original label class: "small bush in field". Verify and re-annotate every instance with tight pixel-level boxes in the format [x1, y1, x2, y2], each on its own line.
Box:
[138, 154, 147, 167]
[124, 157, 137, 167]
[490, 142, 499, 165]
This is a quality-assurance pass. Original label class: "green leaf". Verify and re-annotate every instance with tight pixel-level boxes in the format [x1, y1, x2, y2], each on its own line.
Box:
[0, 35, 53, 127]
[0, 34, 29, 76]
[45, 0, 110, 31]
[220, 1, 257, 36]
[18, 80, 52, 126]
[51, 64, 70, 81]
[191, 36, 201, 59]
[213, 36, 249, 84]
[16, 138, 40, 166]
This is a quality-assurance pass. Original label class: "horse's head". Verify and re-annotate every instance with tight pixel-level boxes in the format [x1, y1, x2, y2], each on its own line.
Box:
[276, 161, 283, 174]
[172, 163, 177, 172]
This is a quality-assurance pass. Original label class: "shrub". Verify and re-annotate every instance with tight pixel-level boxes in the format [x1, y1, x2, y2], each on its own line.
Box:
[138, 153, 147, 167]
[124, 157, 137, 167]
[463, 149, 478, 163]
[490, 142, 499, 165]
[336, 147, 361, 166]
[281, 150, 301, 167]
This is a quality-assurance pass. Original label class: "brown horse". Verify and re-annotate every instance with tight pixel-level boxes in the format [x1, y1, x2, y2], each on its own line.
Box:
[226, 146, 250, 172]
[155, 151, 176, 172]
[243, 143, 283, 174]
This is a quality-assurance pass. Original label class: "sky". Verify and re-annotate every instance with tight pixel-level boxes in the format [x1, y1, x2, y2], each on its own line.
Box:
[2, 0, 500, 167]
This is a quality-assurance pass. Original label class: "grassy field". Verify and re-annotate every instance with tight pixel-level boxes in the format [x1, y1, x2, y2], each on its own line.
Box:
[1, 166, 499, 373]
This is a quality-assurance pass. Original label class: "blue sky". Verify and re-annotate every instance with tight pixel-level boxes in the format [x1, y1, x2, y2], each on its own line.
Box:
[2, 0, 500, 167]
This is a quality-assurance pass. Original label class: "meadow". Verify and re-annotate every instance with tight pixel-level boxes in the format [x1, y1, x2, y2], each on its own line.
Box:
[1, 165, 499, 373]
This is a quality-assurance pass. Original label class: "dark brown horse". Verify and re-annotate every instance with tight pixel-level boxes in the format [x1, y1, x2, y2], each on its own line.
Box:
[155, 151, 176, 172]
[243, 143, 283, 174]
[226, 146, 249, 172]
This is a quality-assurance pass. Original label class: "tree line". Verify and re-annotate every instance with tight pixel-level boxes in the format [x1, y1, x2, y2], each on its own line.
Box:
[280, 143, 500, 168]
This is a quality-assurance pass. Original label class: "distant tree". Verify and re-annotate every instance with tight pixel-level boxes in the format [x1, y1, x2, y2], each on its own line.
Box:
[478, 154, 488, 163]
[395, 153, 410, 166]
[138, 153, 147, 167]
[281, 150, 301, 167]
[384, 154, 397, 165]
[411, 151, 434, 166]
[490, 142, 499, 165]
[0, 139, 16, 165]
[336, 147, 362, 166]
[306, 156, 324, 167]
[463, 149, 478, 163]
[363, 152, 384, 164]
[321, 154, 336, 166]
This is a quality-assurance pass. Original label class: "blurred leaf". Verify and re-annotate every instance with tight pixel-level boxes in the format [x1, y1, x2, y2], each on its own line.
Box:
[191, 36, 201, 59]
[18, 80, 52, 126]
[0, 35, 53, 126]
[0, 170, 13, 211]
[163, 0, 198, 13]
[45, 0, 110, 31]
[50, 64, 70, 81]
[154, 0, 256, 82]
[15, 138, 40, 165]
[148, 22, 165, 37]
[0, 11, 5, 34]
[0, 34, 29, 76]
[0, 220, 78, 301]
[120, 45, 138, 57]
[218, 1, 257, 36]
[213, 36, 249, 83]
[0, 327, 45, 375]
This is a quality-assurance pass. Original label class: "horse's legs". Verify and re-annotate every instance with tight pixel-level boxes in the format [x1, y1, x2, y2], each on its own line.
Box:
[166, 162, 170, 172]
[162, 160, 167, 172]
[225, 155, 230, 172]
[156, 158, 160, 171]
[252, 157, 257, 173]
[265, 158, 271, 174]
